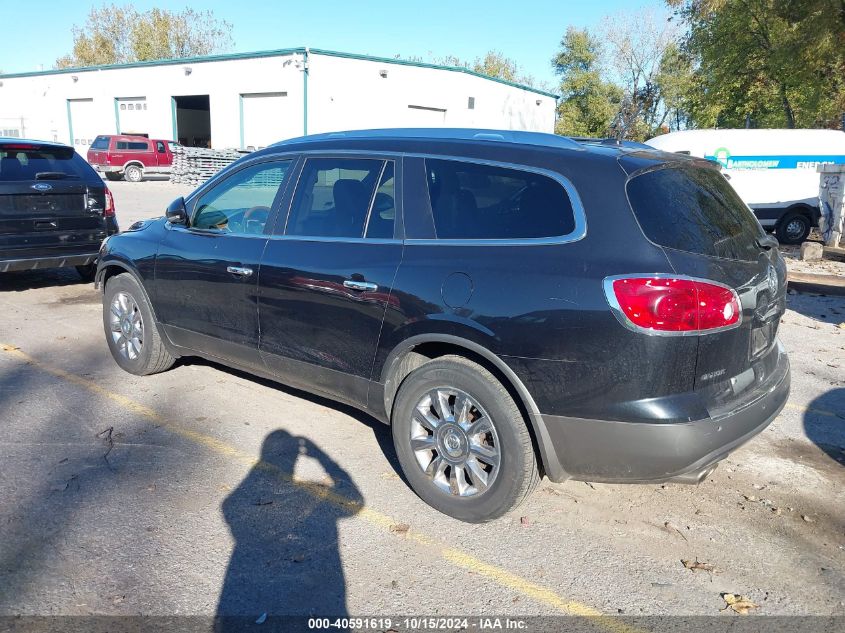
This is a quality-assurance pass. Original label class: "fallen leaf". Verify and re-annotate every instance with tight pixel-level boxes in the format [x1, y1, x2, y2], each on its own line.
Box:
[253, 499, 273, 506]
[255, 613, 267, 624]
[720, 593, 759, 615]
[802, 514, 814, 523]
[520, 516, 531, 527]
[389, 523, 410, 535]
[380, 472, 400, 480]
[743, 494, 758, 502]
[291, 553, 306, 563]
[681, 559, 715, 573]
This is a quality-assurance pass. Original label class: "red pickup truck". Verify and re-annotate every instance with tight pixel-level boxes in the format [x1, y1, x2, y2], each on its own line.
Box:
[87, 135, 179, 182]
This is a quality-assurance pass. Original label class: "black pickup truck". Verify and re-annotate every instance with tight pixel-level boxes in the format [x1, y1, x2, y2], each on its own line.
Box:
[0, 138, 119, 280]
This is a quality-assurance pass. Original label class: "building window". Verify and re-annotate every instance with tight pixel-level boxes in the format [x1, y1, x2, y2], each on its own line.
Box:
[468, 97, 475, 110]
[120, 104, 126, 110]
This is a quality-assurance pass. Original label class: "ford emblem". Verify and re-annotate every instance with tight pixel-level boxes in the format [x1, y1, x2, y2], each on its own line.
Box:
[31, 183, 52, 192]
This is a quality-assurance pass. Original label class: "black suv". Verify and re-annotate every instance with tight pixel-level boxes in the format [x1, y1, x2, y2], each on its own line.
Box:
[95, 129, 790, 522]
[1, 139, 118, 280]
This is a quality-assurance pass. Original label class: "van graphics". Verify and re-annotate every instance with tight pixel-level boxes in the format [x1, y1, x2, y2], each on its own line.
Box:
[706, 147, 845, 170]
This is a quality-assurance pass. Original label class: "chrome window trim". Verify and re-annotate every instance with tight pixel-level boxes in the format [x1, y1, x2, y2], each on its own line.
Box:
[602, 273, 743, 338]
[266, 234, 401, 245]
[195, 148, 587, 246]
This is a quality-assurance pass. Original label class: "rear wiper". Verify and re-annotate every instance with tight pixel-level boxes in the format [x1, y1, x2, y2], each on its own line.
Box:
[755, 234, 779, 250]
[35, 172, 78, 180]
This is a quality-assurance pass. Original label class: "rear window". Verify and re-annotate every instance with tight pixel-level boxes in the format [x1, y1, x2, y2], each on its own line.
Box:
[116, 141, 149, 151]
[424, 159, 576, 240]
[90, 136, 110, 150]
[0, 147, 91, 181]
[626, 165, 763, 261]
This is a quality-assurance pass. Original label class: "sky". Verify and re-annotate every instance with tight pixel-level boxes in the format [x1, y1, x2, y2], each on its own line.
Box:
[0, 0, 665, 87]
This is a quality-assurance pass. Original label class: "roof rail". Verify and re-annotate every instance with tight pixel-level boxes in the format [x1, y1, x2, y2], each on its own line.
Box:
[274, 128, 584, 151]
[569, 136, 653, 150]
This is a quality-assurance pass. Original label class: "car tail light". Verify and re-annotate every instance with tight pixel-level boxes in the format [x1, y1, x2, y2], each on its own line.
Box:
[104, 187, 115, 217]
[604, 275, 741, 334]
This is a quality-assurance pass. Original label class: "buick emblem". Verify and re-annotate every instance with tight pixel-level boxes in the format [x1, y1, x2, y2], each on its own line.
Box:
[767, 265, 778, 295]
[31, 183, 52, 192]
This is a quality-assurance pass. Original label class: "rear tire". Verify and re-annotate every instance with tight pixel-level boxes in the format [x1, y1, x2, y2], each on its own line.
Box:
[391, 355, 539, 522]
[123, 164, 143, 183]
[103, 273, 174, 375]
[776, 212, 811, 244]
[76, 264, 96, 282]
[104, 172, 122, 181]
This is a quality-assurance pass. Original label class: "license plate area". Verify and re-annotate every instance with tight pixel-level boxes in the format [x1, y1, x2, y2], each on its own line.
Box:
[750, 320, 777, 359]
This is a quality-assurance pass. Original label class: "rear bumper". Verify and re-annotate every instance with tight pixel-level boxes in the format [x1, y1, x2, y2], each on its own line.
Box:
[0, 252, 99, 273]
[93, 165, 122, 173]
[540, 345, 791, 483]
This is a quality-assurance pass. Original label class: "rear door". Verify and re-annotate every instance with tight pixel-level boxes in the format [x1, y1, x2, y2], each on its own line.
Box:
[623, 160, 787, 395]
[0, 143, 107, 261]
[258, 155, 403, 406]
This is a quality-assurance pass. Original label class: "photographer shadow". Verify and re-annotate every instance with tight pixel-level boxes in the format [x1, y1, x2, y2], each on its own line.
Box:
[216, 429, 362, 628]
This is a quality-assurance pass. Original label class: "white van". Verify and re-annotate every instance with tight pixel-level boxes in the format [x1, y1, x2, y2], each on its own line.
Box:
[645, 129, 845, 244]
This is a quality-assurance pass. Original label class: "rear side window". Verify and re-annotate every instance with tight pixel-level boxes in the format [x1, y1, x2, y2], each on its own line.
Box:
[286, 158, 390, 239]
[627, 166, 763, 261]
[90, 136, 110, 150]
[424, 159, 576, 240]
[0, 146, 91, 181]
[116, 141, 149, 151]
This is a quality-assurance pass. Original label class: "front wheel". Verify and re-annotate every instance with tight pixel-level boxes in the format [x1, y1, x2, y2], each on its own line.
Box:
[776, 212, 811, 244]
[103, 273, 175, 375]
[391, 355, 539, 522]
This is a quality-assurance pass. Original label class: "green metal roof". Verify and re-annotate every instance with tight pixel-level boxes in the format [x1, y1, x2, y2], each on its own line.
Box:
[0, 47, 559, 99]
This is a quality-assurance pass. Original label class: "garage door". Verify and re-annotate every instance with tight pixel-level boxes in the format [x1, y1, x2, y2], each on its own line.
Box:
[117, 97, 148, 136]
[68, 99, 98, 155]
[241, 92, 293, 149]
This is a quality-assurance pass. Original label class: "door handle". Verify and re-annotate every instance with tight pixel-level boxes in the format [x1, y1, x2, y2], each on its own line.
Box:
[227, 266, 253, 277]
[343, 279, 377, 292]
[35, 221, 58, 229]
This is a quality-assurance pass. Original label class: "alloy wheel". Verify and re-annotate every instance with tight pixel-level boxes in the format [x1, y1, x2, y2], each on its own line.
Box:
[409, 387, 501, 497]
[109, 291, 144, 361]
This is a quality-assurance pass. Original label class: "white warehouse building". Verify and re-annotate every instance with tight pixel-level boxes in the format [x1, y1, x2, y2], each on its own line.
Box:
[0, 47, 558, 156]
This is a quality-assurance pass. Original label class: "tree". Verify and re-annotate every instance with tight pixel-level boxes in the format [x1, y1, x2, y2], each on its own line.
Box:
[426, 50, 546, 89]
[55, 4, 233, 69]
[600, 10, 682, 139]
[668, 0, 845, 128]
[551, 27, 622, 137]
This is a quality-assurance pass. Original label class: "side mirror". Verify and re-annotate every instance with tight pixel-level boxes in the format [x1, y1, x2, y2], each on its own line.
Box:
[165, 197, 188, 225]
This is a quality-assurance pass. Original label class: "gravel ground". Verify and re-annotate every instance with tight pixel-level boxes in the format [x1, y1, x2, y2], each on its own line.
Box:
[0, 181, 842, 622]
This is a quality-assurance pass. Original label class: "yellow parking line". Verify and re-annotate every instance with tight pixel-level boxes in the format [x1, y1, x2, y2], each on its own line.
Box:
[1, 342, 635, 627]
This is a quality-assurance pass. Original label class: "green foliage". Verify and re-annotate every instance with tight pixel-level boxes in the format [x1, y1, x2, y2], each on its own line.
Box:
[669, 0, 845, 128]
[426, 50, 548, 89]
[552, 27, 622, 137]
[55, 4, 233, 69]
